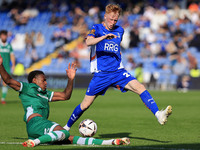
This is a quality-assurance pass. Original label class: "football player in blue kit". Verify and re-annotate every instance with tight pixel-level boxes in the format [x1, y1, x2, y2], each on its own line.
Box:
[64, 4, 172, 131]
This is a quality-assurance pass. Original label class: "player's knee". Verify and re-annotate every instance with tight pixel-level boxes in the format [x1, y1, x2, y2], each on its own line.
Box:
[138, 84, 146, 94]
[133, 82, 146, 95]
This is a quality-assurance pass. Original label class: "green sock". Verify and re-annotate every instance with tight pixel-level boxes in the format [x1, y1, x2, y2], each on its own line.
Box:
[2, 86, 8, 100]
[35, 130, 70, 145]
[73, 136, 103, 145]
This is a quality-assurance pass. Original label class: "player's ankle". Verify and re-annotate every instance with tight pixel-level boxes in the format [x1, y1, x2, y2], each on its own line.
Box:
[155, 111, 160, 119]
[63, 125, 70, 131]
[33, 139, 40, 146]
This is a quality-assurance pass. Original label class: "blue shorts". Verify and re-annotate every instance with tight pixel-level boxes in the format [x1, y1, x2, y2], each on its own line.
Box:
[86, 69, 136, 96]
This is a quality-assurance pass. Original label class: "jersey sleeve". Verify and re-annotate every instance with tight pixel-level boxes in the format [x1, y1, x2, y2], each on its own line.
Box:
[47, 90, 54, 102]
[87, 25, 98, 38]
[9, 44, 13, 54]
[18, 82, 29, 93]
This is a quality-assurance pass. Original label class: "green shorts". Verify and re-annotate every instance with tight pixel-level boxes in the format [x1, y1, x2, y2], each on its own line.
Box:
[26, 116, 59, 139]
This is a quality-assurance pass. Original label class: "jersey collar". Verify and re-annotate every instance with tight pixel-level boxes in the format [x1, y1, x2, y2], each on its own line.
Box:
[31, 83, 47, 93]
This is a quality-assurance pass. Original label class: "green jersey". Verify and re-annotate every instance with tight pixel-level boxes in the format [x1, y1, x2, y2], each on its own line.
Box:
[0, 40, 13, 74]
[18, 82, 54, 123]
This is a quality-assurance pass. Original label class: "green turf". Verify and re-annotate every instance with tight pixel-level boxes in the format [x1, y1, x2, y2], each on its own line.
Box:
[0, 88, 199, 150]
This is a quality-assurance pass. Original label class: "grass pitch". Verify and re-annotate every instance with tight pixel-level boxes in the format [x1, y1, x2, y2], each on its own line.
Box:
[0, 88, 199, 150]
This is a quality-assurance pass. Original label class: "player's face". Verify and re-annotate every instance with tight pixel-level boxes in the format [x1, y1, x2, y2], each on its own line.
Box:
[0, 34, 7, 43]
[104, 12, 119, 30]
[34, 74, 47, 91]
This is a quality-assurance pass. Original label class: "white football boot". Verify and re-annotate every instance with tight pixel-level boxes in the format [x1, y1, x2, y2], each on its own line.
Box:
[156, 105, 172, 125]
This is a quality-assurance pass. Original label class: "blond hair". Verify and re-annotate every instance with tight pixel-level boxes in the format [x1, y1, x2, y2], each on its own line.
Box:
[105, 4, 121, 15]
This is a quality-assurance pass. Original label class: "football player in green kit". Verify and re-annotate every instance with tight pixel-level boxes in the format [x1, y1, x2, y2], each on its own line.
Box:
[0, 55, 130, 147]
[0, 30, 15, 104]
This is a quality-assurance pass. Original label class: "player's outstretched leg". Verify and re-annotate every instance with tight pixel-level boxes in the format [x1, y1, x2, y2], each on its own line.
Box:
[63, 104, 84, 130]
[22, 130, 70, 147]
[72, 136, 130, 145]
[140, 90, 172, 125]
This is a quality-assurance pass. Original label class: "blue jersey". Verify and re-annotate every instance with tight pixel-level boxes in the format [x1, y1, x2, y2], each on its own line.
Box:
[87, 23, 124, 73]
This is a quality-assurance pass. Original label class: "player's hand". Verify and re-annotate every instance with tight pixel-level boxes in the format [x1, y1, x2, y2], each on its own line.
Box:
[0, 55, 3, 65]
[104, 33, 117, 40]
[66, 63, 77, 80]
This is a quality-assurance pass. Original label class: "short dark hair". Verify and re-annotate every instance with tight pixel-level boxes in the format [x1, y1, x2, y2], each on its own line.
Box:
[0, 30, 8, 35]
[28, 70, 45, 83]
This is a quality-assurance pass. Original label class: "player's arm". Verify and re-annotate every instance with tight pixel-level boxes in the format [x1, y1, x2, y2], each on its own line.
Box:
[10, 53, 15, 72]
[86, 33, 117, 46]
[0, 55, 21, 91]
[51, 63, 76, 101]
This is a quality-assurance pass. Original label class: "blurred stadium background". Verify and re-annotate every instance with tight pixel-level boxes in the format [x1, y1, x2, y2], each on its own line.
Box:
[0, 0, 200, 90]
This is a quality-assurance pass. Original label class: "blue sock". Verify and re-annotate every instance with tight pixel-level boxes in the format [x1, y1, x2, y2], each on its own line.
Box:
[140, 90, 159, 115]
[67, 104, 84, 128]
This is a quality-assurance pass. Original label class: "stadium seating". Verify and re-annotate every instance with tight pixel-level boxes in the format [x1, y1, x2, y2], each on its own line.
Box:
[1, 4, 200, 90]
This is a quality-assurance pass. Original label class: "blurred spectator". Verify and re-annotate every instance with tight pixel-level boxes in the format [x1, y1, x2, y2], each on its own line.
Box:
[140, 41, 152, 58]
[72, 16, 88, 36]
[9, 8, 29, 26]
[177, 75, 190, 92]
[30, 49, 39, 64]
[187, 51, 197, 70]
[88, 6, 101, 24]
[24, 31, 39, 64]
[11, 33, 26, 51]
[74, 58, 81, 69]
[57, 54, 65, 67]
[57, 47, 69, 58]
[189, 29, 200, 52]
[51, 22, 68, 47]
[49, 13, 60, 25]
[35, 31, 45, 47]
[21, 6, 39, 18]
[125, 56, 136, 74]
[59, 1, 69, 14]
[145, 29, 156, 44]
[156, 64, 171, 90]
[150, 9, 168, 31]
[129, 26, 140, 48]
[135, 64, 144, 84]
[65, 28, 72, 42]
[69, 40, 89, 59]
[7, 31, 15, 44]
[172, 54, 188, 76]
[25, 31, 36, 53]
